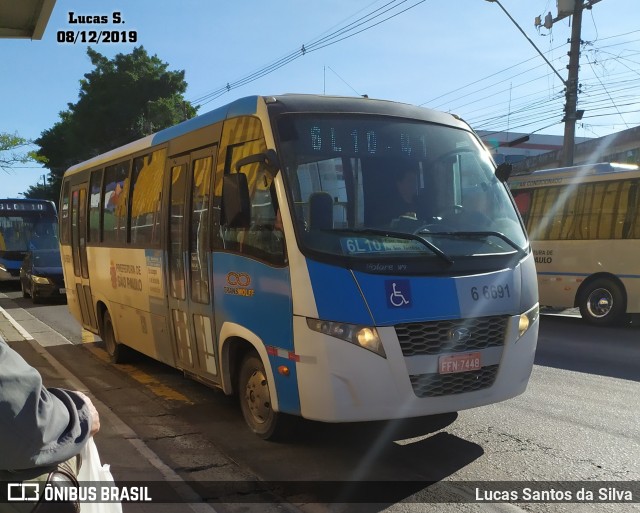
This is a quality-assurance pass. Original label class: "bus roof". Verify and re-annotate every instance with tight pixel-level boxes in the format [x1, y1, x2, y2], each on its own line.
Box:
[263, 94, 467, 126]
[509, 162, 640, 189]
[64, 94, 471, 177]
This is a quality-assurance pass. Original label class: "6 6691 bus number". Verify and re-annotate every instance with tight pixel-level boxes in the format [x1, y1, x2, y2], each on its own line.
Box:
[471, 284, 510, 301]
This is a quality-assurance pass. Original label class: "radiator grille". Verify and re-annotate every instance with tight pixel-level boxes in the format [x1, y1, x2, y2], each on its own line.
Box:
[396, 316, 508, 357]
[410, 365, 499, 397]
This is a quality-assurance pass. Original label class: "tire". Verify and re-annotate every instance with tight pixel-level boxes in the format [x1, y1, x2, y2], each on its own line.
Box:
[102, 311, 125, 363]
[21, 279, 29, 298]
[31, 283, 40, 304]
[578, 278, 626, 326]
[238, 352, 291, 440]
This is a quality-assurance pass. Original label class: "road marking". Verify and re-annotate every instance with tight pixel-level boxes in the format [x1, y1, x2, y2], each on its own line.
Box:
[85, 344, 194, 404]
[28, 340, 218, 513]
[0, 306, 34, 340]
[82, 328, 98, 342]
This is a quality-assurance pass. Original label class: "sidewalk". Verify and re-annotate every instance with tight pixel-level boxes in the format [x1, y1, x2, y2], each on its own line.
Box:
[0, 295, 299, 513]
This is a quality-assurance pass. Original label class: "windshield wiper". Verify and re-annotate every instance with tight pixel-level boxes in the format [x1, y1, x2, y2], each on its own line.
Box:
[324, 228, 454, 265]
[414, 229, 526, 259]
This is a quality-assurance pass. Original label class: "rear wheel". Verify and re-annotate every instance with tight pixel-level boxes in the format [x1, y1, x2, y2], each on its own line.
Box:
[578, 278, 626, 326]
[102, 311, 125, 363]
[238, 351, 292, 440]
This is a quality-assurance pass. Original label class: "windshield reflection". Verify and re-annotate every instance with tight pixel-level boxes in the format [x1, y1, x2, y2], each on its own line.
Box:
[277, 115, 527, 261]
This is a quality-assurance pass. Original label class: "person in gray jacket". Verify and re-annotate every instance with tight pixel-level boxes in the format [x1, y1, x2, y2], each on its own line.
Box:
[0, 338, 100, 487]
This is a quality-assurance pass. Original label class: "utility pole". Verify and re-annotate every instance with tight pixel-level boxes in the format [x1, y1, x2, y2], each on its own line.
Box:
[561, 1, 585, 166]
[553, 0, 603, 166]
[492, 0, 604, 166]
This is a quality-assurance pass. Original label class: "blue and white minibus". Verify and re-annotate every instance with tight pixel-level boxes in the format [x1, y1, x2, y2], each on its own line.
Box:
[60, 94, 539, 438]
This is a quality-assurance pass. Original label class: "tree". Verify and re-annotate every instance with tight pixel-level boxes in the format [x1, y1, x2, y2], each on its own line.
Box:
[24, 181, 57, 202]
[36, 46, 197, 200]
[0, 132, 47, 172]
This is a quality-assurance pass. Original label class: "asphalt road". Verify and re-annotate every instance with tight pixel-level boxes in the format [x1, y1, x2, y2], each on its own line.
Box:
[2, 281, 639, 513]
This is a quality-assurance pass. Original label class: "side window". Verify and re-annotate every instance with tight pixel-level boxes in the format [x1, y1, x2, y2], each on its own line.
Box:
[525, 183, 631, 241]
[71, 189, 80, 276]
[628, 181, 640, 239]
[102, 161, 130, 244]
[169, 163, 187, 300]
[131, 149, 166, 246]
[241, 169, 285, 265]
[60, 181, 70, 244]
[599, 180, 630, 239]
[528, 187, 558, 240]
[89, 169, 103, 243]
[223, 150, 284, 264]
[215, 117, 285, 265]
[190, 155, 213, 303]
[572, 183, 598, 240]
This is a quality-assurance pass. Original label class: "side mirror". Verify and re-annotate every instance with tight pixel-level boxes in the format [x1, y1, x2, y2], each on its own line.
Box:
[222, 173, 251, 228]
[495, 162, 513, 183]
[235, 149, 280, 175]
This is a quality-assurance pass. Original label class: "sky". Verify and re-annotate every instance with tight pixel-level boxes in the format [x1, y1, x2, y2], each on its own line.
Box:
[1, 0, 639, 197]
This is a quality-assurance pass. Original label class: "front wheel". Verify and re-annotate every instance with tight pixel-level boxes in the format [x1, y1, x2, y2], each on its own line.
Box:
[578, 278, 626, 326]
[238, 352, 292, 440]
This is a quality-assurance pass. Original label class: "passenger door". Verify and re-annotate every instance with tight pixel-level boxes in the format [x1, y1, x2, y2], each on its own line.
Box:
[70, 182, 98, 330]
[166, 147, 220, 382]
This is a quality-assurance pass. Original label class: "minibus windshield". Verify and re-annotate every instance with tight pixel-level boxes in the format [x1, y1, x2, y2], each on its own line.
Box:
[276, 114, 528, 261]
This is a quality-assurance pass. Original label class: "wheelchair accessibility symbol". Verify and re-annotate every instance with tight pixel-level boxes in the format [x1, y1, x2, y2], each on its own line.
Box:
[385, 280, 412, 308]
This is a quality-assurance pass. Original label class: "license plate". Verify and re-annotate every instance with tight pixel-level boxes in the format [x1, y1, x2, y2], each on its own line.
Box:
[59, 288, 66, 294]
[439, 352, 481, 374]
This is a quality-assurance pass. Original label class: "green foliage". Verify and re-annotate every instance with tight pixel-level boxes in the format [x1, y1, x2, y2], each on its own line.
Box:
[23, 180, 58, 202]
[0, 132, 48, 172]
[36, 46, 197, 200]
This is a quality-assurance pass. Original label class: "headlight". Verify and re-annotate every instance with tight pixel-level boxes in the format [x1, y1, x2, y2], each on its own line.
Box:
[518, 303, 539, 338]
[306, 318, 386, 358]
[32, 275, 52, 285]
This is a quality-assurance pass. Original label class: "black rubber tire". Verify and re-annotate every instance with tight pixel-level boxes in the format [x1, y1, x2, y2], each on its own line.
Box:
[102, 310, 125, 363]
[578, 278, 626, 326]
[21, 279, 29, 298]
[31, 283, 40, 304]
[238, 352, 291, 440]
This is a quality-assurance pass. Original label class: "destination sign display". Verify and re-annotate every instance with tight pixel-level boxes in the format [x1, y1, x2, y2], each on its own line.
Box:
[0, 200, 55, 213]
[340, 237, 425, 255]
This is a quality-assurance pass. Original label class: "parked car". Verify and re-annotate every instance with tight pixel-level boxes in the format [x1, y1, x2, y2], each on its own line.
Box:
[20, 249, 66, 303]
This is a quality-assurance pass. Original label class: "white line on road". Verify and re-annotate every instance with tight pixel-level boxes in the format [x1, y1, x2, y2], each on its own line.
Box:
[30, 341, 220, 513]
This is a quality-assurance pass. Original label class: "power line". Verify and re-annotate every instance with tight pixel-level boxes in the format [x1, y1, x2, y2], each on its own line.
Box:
[189, 0, 428, 108]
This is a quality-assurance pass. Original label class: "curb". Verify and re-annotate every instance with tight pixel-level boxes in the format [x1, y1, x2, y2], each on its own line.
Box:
[0, 293, 218, 513]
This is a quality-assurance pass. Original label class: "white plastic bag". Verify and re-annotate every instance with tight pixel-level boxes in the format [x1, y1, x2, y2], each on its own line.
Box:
[77, 437, 123, 513]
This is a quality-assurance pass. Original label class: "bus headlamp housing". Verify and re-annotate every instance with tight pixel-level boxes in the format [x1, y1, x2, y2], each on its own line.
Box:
[518, 303, 539, 339]
[306, 318, 386, 358]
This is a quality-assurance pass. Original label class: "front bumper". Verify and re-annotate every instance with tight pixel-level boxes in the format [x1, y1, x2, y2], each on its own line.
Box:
[291, 313, 539, 422]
